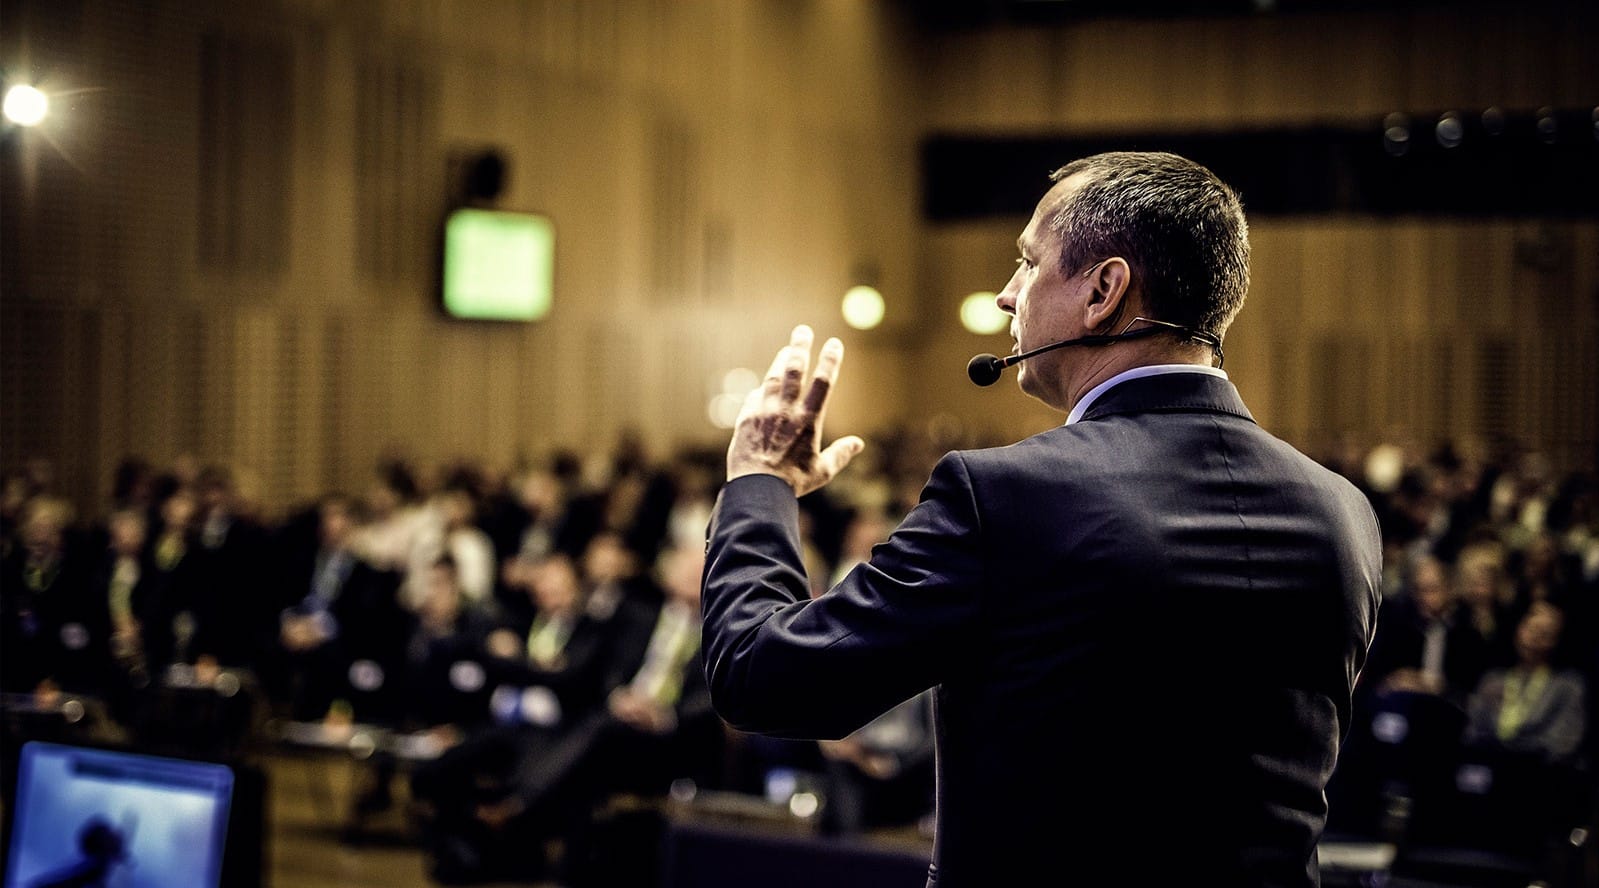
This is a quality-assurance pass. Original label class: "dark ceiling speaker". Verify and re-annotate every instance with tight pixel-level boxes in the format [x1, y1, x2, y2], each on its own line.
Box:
[452, 147, 509, 205]
[463, 150, 505, 204]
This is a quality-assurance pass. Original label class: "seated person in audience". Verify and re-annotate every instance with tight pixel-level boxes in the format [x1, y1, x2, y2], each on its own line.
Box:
[818, 688, 936, 836]
[436, 484, 497, 609]
[1362, 553, 1494, 706]
[409, 550, 655, 881]
[413, 545, 716, 884]
[405, 555, 501, 732]
[47, 508, 152, 712]
[187, 464, 273, 676]
[275, 495, 406, 722]
[1453, 541, 1517, 670]
[1464, 601, 1586, 766]
[0, 497, 89, 700]
[137, 486, 201, 676]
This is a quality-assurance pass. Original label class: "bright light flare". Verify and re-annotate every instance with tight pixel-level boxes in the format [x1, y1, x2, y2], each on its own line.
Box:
[842, 285, 885, 330]
[960, 291, 1009, 335]
[3, 85, 49, 127]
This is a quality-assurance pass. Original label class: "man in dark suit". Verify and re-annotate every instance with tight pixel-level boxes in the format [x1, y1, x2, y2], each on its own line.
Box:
[702, 152, 1383, 886]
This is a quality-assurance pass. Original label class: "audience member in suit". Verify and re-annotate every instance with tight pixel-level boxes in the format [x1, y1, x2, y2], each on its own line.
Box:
[136, 487, 202, 678]
[276, 495, 406, 722]
[405, 555, 501, 732]
[818, 688, 936, 836]
[414, 545, 716, 884]
[0, 497, 89, 696]
[186, 465, 273, 673]
[410, 546, 657, 882]
[1453, 541, 1518, 671]
[702, 153, 1382, 886]
[1363, 553, 1494, 706]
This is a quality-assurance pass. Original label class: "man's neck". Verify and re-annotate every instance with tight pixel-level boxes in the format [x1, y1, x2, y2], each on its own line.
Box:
[1060, 341, 1215, 415]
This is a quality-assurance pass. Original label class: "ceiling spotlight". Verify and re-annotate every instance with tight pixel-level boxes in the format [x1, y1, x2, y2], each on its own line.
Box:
[1536, 106, 1558, 144]
[1482, 106, 1507, 137]
[1436, 112, 1464, 148]
[1382, 113, 1411, 157]
[2, 84, 49, 127]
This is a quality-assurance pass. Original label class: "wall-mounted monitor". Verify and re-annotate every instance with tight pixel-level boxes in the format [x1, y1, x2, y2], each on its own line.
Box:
[441, 208, 555, 321]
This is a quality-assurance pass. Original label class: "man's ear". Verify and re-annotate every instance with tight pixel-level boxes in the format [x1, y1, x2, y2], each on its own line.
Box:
[1083, 257, 1132, 332]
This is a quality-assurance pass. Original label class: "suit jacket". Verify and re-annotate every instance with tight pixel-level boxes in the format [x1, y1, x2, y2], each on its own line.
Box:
[703, 372, 1382, 887]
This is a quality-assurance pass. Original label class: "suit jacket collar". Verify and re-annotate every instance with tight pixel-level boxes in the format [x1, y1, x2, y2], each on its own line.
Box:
[1077, 371, 1256, 424]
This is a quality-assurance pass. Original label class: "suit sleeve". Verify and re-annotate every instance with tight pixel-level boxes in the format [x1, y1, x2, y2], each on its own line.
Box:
[701, 453, 986, 739]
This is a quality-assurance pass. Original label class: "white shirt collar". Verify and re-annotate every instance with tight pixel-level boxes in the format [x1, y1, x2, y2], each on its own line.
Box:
[1065, 364, 1229, 426]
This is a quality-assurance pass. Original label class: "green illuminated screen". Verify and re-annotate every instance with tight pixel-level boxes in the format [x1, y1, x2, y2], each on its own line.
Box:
[442, 208, 555, 321]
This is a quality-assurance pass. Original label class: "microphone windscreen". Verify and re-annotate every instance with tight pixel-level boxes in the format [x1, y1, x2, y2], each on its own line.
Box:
[967, 354, 1004, 387]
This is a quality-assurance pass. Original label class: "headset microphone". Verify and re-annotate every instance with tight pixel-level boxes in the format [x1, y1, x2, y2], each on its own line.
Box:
[966, 319, 1223, 387]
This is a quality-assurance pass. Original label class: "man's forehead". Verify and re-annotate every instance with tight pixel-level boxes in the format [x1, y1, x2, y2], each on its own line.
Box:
[1021, 174, 1083, 247]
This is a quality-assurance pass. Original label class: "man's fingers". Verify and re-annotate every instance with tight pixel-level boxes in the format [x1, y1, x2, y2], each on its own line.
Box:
[761, 325, 813, 405]
[802, 337, 844, 417]
[780, 325, 812, 403]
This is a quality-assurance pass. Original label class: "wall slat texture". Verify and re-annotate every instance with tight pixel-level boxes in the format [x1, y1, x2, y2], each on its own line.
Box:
[1, 0, 1593, 515]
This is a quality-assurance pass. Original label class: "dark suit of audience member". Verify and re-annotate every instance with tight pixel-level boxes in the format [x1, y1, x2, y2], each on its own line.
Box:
[1361, 555, 1494, 707]
[277, 498, 406, 722]
[0, 499, 90, 695]
[414, 548, 717, 884]
[404, 562, 501, 731]
[136, 491, 204, 678]
[187, 475, 273, 671]
[818, 689, 936, 836]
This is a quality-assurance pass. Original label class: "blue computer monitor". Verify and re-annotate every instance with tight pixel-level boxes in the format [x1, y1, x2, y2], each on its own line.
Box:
[4, 741, 234, 888]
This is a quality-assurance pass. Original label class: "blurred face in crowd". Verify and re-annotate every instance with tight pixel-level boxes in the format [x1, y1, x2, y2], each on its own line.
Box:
[530, 555, 581, 616]
[108, 510, 148, 558]
[1410, 557, 1453, 620]
[160, 489, 197, 533]
[199, 476, 233, 516]
[582, 532, 636, 584]
[1454, 548, 1506, 609]
[422, 563, 463, 626]
[1514, 603, 1562, 666]
[320, 501, 355, 551]
[518, 469, 560, 515]
[1521, 534, 1558, 580]
[441, 489, 475, 531]
[658, 546, 704, 608]
[21, 499, 70, 560]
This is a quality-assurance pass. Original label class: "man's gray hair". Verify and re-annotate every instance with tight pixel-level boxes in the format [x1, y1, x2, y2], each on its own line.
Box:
[1049, 152, 1250, 341]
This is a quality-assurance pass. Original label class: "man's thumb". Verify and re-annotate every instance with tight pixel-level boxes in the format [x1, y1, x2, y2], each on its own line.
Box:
[819, 436, 865, 479]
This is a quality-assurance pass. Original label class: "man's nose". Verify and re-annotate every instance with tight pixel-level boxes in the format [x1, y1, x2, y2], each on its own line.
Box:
[995, 287, 1016, 316]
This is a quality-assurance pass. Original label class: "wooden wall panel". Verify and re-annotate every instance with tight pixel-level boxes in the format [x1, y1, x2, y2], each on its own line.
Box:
[3, 0, 1593, 519]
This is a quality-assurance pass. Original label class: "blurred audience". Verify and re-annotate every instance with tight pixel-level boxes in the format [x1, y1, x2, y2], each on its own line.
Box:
[3, 430, 1595, 880]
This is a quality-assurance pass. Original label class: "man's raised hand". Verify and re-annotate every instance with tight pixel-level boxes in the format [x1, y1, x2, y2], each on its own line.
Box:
[726, 325, 864, 497]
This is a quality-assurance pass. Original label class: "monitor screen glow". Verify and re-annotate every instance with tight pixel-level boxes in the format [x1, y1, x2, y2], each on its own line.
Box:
[5, 742, 234, 888]
[441, 208, 555, 322]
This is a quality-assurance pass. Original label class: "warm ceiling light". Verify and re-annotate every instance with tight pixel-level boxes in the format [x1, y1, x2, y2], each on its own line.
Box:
[841, 285, 885, 330]
[3, 84, 49, 127]
[960, 291, 1008, 335]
